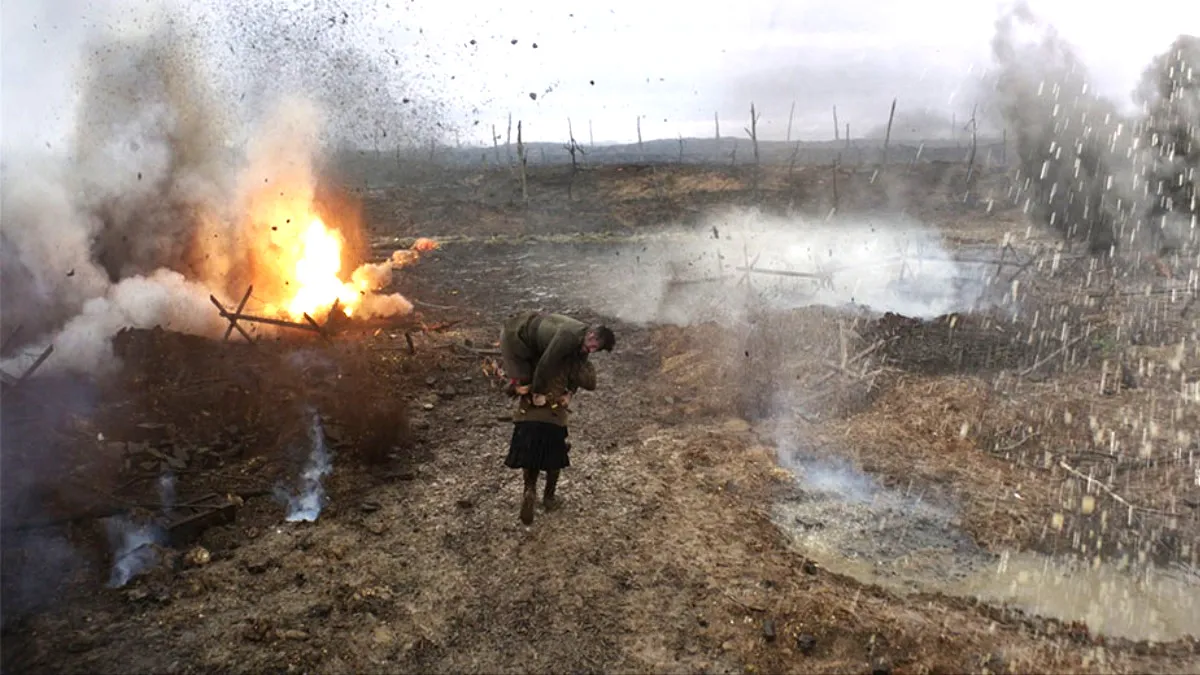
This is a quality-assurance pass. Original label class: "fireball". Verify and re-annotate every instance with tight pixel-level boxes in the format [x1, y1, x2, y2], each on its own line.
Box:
[285, 218, 363, 319]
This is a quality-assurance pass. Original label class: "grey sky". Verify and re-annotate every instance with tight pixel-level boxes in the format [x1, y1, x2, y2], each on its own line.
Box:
[1, 0, 1191, 148]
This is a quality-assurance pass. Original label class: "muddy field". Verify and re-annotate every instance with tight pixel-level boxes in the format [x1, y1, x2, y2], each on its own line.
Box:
[3, 163, 1200, 674]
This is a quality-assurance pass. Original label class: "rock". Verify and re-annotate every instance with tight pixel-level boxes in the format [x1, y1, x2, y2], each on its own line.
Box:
[438, 386, 457, 399]
[870, 657, 892, 675]
[796, 634, 817, 655]
[277, 629, 310, 641]
[182, 546, 211, 568]
[364, 520, 389, 535]
[245, 559, 272, 574]
[425, 376, 438, 386]
[761, 619, 776, 642]
[372, 626, 395, 646]
[496, 414, 513, 422]
[422, 403, 435, 411]
[802, 560, 819, 575]
[980, 653, 1006, 674]
[455, 498, 474, 509]
[360, 500, 382, 513]
[306, 603, 333, 619]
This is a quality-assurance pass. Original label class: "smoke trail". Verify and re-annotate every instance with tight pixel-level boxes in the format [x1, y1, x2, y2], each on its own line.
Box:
[104, 516, 167, 588]
[279, 410, 334, 523]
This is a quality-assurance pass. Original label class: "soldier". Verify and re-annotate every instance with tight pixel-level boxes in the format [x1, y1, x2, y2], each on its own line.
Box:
[499, 311, 615, 406]
[505, 357, 596, 525]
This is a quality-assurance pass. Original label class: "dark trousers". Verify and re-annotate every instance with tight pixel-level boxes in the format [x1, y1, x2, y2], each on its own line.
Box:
[523, 467, 559, 499]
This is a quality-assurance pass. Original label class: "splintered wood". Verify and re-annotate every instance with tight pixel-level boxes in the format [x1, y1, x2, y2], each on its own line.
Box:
[209, 285, 340, 344]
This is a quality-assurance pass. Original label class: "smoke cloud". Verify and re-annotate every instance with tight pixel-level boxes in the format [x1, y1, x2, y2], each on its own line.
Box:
[586, 207, 989, 328]
[0, 3, 440, 378]
[983, 3, 1198, 254]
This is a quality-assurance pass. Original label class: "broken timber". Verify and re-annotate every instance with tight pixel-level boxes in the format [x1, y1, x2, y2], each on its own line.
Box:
[0, 344, 55, 390]
[209, 285, 340, 344]
[165, 493, 240, 547]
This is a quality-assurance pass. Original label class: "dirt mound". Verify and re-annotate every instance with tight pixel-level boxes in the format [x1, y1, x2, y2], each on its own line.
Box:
[865, 311, 1075, 375]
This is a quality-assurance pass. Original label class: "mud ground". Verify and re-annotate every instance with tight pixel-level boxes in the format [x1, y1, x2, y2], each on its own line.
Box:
[2, 163, 1199, 674]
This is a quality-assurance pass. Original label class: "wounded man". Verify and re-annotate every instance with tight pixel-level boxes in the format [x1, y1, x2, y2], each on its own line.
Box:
[498, 311, 614, 406]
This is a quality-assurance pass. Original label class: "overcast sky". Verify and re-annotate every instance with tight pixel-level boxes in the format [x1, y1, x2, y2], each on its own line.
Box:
[1, 0, 1192, 149]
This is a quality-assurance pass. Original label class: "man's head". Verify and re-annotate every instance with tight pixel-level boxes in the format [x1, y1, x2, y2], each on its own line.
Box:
[583, 325, 616, 354]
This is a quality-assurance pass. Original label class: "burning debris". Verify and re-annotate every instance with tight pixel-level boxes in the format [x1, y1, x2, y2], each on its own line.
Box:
[278, 410, 335, 523]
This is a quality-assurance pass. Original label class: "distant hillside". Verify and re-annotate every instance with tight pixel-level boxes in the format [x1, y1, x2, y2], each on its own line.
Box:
[333, 136, 1009, 175]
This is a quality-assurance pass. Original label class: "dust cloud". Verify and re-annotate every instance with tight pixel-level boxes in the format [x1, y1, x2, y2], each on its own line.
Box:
[0, 2, 442, 378]
[983, 3, 1198, 254]
[588, 207, 989, 327]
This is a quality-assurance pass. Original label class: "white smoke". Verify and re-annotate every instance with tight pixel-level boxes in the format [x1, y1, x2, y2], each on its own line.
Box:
[278, 410, 334, 523]
[588, 207, 989, 327]
[104, 516, 167, 588]
[0, 5, 432, 380]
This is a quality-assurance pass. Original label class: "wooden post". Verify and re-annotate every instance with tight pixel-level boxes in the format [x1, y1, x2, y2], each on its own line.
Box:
[678, 134, 685, 163]
[833, 105, 840, 141]
[492, 124, 501, 165]
[714, 111, 721, 140]
[223, 285, 254, 341]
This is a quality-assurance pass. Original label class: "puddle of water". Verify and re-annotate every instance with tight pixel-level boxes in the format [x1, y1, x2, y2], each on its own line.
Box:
[771, 456, 1200, 643]
[953, 553, 1200, 643]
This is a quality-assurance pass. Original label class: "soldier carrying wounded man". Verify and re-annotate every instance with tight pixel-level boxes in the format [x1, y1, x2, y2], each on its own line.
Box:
[498, 311, 615, 525]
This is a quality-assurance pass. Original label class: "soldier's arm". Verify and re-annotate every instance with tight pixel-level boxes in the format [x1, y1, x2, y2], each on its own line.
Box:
[530, 329, 579, 393]
[569, 360, 597, 392]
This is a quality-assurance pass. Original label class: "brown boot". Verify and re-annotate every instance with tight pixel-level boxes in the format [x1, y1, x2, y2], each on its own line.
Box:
[543, 469, 560, 511]
[520, 469, 538, 525]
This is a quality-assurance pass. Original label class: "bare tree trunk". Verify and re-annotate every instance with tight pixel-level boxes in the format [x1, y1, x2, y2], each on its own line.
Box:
[788, 141, 801, 178]
[636, 117, 644, 161]
[678, 134, 684, 164]
[714, 111, 721, 140]
[786, 101, 795, 143]
[965, 103, 979, 185]
[745, 103, 760, 167]
[492, 124, 501, 165]
[832, 153, 840, 211]
[833, 105, 840, 141]
[882, 98, 897, 169]
[516, 121, 528, 203]
[506, 113, 514, 166]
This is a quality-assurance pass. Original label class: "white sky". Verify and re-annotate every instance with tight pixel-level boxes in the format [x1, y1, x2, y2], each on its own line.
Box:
[1, 0, 1193, 149]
